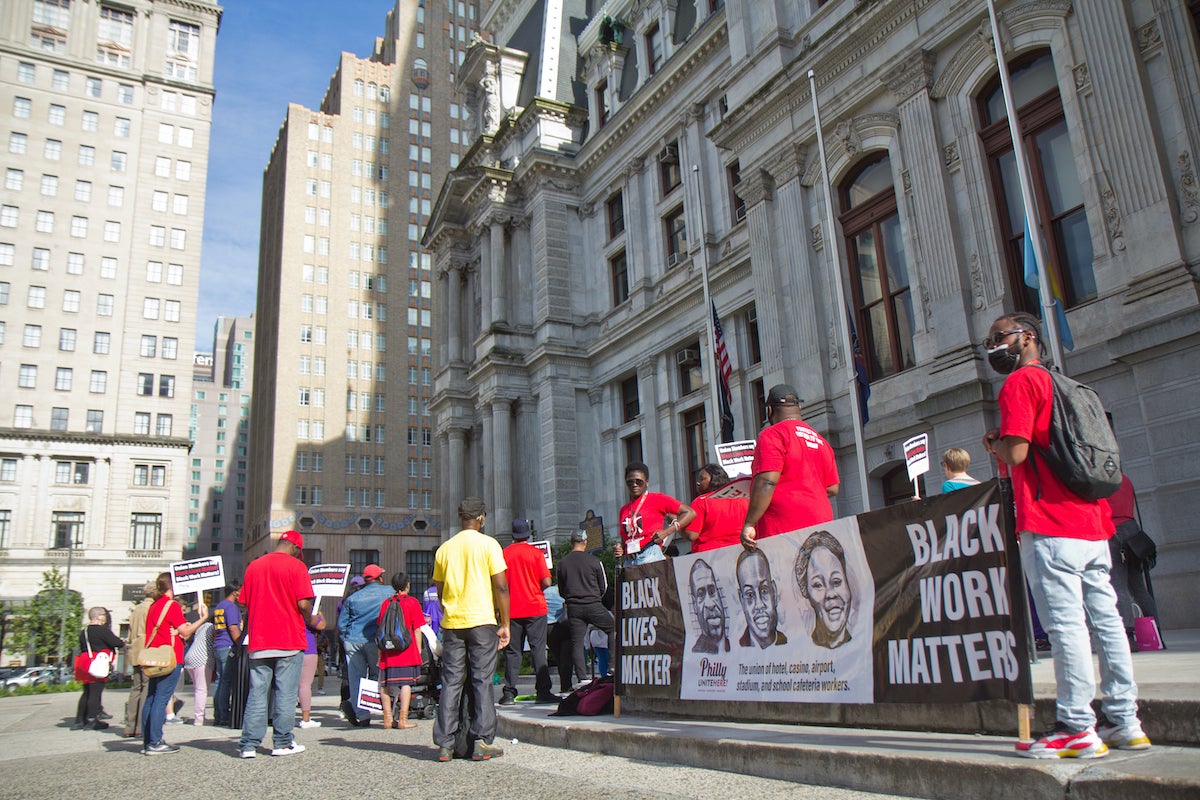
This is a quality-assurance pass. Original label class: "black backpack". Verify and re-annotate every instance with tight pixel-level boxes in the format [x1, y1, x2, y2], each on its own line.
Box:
[1031, 365, 1121, 500]
[375, 598, 412, 653]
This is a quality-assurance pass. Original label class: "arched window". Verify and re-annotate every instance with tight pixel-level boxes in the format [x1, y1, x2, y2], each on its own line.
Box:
[411, 58, 429, 90]
[367, 82, 378, 100]
[978, 50, 1095, 311]
[838, 152, 915, 381]
[354, 79, 364, 97]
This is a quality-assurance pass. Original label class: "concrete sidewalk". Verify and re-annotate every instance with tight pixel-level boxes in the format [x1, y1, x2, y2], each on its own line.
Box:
[496, 628, 1200, 800]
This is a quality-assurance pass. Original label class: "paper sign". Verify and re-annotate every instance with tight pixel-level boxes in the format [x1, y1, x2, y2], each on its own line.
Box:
[531, 540, 553, 570]
[904, 433, 931, 482]
[308, 563, 351, 599]
[356, 678, 383, 713]
[707, 475, 752, 499]
[169, 556, 225, 596]
[715, 440, 757, 477]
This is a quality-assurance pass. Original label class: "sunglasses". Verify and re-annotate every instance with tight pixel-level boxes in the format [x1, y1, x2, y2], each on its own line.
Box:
[625, 478, 646, 487]
[981, 329, 1025, 349]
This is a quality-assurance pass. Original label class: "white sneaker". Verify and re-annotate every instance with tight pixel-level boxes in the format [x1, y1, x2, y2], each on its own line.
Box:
[270, 743, 306, 757]
[240, 749, 256, 759]
[1096, 717, 1152, 750]
[298, 720, 321, 729]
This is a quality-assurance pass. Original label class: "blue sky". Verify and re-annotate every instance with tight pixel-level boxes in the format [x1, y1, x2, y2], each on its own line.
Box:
[196, 0, 391, 348]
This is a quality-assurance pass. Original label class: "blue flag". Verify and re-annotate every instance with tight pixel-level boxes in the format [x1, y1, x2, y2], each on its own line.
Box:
[1022, 219, 1073, 351]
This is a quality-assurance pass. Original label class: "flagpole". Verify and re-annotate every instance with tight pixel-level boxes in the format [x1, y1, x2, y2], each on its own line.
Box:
[985, 0, 1066, 368]
[691, 163, 724, 455]
[809, 69, 871, 512]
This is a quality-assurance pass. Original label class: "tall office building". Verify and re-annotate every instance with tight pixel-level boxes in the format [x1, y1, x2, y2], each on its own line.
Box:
[189, 315, 253, 578]
[248, 1, 478, 588]
[0, 0, 222, 651]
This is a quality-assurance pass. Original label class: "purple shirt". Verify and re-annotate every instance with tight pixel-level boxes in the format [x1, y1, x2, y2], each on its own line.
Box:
[212, 599, 241, 649]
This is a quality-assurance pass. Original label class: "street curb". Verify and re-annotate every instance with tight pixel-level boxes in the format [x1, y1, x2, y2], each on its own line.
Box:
[497, 711, 1200, 800]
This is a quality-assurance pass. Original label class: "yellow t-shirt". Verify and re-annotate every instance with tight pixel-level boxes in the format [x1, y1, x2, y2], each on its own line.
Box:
[433, 528, 507, 629]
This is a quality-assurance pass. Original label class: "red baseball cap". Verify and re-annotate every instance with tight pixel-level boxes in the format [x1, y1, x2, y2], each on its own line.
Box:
[363, 564, 384, 580]
[280, 530, 304, 549]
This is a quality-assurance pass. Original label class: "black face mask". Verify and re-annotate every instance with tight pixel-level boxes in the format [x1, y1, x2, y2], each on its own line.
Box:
[987, 343, 1021, 375]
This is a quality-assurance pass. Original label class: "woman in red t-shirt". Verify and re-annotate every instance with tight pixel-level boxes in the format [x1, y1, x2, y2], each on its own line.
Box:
[676, 464, 750, 553]
[141, 572, 208, 754]
[376, 571, 427, 729]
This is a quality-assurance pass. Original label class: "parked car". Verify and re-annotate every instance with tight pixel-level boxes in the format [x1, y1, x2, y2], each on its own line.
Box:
[0, 667, 20, 682]
[3, 666, 56, 689]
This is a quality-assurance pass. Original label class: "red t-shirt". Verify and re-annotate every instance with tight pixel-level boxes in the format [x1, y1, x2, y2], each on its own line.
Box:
[619, 491, 682, 552]
[686, 492, 749, 552]
[240, 551, 316, 652]
[377, 594, 426, 669]
[145, 596, 187, 663]
[503, 541, 550, 618]
[998, 363, 1114, 539]
[751, 419, 839, 537]
[1107, 475, 1135, 526]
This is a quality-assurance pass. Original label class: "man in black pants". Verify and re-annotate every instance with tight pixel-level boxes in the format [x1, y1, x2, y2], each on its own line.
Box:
[557, 530, 615, 688]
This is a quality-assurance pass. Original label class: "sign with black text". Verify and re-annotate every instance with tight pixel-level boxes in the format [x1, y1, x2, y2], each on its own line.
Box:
[308, 563, 351, 599]
[169, 556, 225, 597]
[618, 481, 1030, 706]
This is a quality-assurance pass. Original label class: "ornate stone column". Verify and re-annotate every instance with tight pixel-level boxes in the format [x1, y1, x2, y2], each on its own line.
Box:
[490, 217, 507, 326]
[739, 167, 784, 372]
[478, 225, 493, 332]
[883, 49, 970, 350]
[446, 263, 463, 363]
[480, 403, 494, 513]
[491, 397, 513, 525]
[447, 427, 467, 511]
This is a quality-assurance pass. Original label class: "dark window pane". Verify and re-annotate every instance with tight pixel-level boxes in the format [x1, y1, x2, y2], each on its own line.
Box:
[1035, 121, 1083, 215]
[1056, 209, 1096, 305]
[881, 216, 910, 291]
[866, 303, 893, 377]
[983, 52, 1057, 125]
[854, 230, 882, 304]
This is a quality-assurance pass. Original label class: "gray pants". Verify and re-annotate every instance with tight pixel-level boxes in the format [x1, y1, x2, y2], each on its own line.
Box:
[433, 625, 498, 749]
[123, 666, 147, 736]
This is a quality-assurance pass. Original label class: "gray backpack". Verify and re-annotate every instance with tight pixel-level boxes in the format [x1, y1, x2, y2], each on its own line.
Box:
[1031, 365, 1121, 500]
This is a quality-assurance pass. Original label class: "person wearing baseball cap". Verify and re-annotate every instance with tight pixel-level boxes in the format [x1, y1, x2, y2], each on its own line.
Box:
[431, 497, 510, 761]
[556, 529, 614, 691]
[499, 519, 556, 705]
[336, 561, 391, 726]
[741, 384, 840, 550]
[237, 531, 315, 758]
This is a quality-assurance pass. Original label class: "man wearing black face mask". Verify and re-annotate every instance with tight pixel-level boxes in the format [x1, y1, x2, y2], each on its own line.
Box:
[981, 312, 1148, 760]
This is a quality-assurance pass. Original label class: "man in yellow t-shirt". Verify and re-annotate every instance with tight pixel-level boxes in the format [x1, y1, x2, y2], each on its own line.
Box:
[431, 497, 510, 762]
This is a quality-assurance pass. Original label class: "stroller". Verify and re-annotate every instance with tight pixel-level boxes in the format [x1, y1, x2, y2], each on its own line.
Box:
[406, 624, 442, 720]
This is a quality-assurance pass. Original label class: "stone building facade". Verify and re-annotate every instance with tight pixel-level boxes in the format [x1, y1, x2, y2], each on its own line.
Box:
[426, 0, 1200, 623]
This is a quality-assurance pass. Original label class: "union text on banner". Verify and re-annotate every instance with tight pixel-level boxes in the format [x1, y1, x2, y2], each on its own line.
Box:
[308, 564, 351, 599]
[619, 480, 1031, 706]
[169, 556, 226, 596]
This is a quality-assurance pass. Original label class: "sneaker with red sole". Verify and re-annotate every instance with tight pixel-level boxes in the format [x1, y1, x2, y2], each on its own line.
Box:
[1016, 723, 1108, 759]
[1096, 717, 1152, 750]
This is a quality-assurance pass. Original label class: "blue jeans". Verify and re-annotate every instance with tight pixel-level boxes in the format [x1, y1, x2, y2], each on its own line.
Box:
[142, 665, 182, 747]
[433, 625, 498, 749]
[625, 542, 665, 566]
[212, 646, 233, 724]
[1020, 532, 1139, 731]
[343, 639, 378, 717]
[238, 652, 304, 751]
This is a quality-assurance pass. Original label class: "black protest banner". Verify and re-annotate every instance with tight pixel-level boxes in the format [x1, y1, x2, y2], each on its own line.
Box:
[617, 558, 685, 699]
[861, 480, 1032, 704]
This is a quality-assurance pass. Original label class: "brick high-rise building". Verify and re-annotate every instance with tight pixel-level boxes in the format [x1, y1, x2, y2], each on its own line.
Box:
[0, 0, 222, 653]
[247, 1, 478, 592]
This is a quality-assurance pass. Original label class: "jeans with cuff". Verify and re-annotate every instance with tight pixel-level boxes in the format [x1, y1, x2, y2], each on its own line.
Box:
[342, 639, 379, 718]
[1020, 532, 1139, 731]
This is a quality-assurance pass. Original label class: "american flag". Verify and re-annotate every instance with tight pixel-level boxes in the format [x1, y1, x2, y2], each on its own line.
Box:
[712, 301, 735, 442]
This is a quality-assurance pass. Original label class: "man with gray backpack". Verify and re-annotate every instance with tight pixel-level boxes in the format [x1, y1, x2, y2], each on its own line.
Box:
[982, 312, 1149, 760]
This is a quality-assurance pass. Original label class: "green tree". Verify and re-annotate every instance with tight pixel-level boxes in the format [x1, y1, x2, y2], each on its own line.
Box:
[10, 567, 82, 665]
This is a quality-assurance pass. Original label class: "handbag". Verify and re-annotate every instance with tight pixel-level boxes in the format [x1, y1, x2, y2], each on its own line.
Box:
[136, 602, 177, 678]
[84, 633, 112, 680]
[1122, 529, 1157, 568]
[1133, 614, 1164, 652]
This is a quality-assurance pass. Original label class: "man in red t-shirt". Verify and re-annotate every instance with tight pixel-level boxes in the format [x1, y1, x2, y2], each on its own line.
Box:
[614, 462, 691, 566]
[499, 518, 557, 704]
[982, 312, 1147, 759]
[741, 385, 839, 549]
[237, 530, 316, 759]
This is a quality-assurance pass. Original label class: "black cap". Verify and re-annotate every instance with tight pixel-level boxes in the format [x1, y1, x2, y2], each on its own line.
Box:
[766, 384, 803, 406]
[511, 518, 532, 540]
[458, 497, 487, 518]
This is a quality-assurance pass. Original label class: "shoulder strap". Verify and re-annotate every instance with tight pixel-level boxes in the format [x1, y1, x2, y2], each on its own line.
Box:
[84, 627, 94, 658]
[146, 601, 172, 644]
